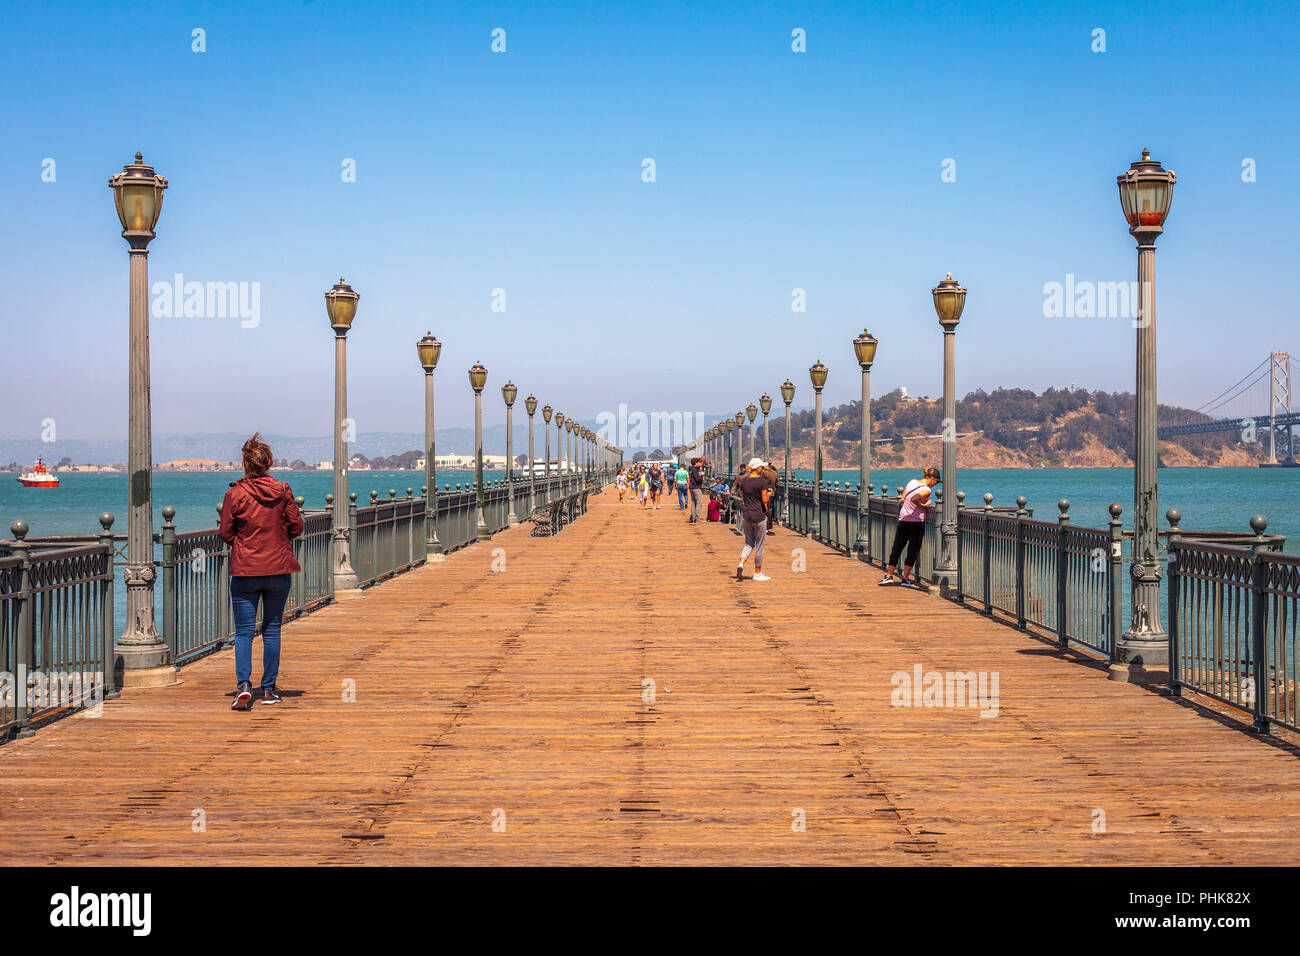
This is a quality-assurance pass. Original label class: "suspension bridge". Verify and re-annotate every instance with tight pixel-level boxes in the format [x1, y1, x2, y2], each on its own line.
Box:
[1158, 351, 1298, 463]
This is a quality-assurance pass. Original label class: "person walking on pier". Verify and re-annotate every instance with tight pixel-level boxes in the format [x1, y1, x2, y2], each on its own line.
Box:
[733, 457, 772, 581]
[879, 467, 940, 591]
[674, 461, 690, 511]
[616, 469, 628, 502]
[638, 469, 650, 508]
[649, 465, 663, 509]
[687, 458, 705, 522]
[219, 433, 304, 710]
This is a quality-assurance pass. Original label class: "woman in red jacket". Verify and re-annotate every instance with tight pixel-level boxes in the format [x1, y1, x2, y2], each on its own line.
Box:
[218, 434, 304, 710]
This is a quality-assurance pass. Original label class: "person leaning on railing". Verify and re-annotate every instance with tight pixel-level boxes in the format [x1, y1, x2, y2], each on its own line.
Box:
[879, 466, 940, 591]
[218, 433, 304, 711]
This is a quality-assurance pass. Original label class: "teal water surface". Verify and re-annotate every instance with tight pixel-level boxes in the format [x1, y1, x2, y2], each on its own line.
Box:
[4, 467, 1295, 544]
[796, 467, 1298, 545]
[2, 469, 481, 539]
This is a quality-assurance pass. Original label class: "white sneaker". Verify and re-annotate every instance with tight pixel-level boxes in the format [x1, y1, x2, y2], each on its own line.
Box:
[752, 574, 771, 581]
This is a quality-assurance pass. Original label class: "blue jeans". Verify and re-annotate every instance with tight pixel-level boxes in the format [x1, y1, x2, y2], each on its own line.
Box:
[677, 485, 688, 508]
[230, 574, 291, 688]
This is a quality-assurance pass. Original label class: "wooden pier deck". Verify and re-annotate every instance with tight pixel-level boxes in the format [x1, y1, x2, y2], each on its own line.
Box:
[3, 487, 1300, 866]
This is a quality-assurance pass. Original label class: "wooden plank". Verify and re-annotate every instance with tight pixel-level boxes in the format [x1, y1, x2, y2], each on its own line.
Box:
[1, 488, 1298, 865]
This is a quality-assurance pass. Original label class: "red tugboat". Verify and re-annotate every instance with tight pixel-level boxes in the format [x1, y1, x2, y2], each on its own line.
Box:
[17, 458, 59, 487]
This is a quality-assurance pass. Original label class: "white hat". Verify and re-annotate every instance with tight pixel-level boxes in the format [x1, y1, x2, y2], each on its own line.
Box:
[748, 457, 764, 470]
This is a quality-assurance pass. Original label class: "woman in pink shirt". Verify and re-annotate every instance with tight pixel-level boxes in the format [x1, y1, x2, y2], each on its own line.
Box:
[880, 467, 940, 589]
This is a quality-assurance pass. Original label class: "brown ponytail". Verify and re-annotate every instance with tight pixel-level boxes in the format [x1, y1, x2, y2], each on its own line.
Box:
[242, 433, 273, 477]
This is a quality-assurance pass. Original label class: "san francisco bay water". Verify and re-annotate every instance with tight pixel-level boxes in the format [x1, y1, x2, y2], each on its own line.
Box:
[3, 467, 1296, 543]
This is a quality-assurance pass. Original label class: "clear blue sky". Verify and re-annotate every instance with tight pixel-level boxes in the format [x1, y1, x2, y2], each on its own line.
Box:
[4, 0, 1296, 444]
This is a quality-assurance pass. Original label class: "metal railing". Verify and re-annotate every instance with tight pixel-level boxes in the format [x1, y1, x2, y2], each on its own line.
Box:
[0, 537, 116, 738]
[956, 501, 1115, 656]
[1170, 531, 1300, 733]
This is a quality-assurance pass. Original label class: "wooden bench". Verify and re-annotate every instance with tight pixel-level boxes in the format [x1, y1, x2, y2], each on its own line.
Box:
[526, 500, 564, 536]
[526, 491, 590, 536]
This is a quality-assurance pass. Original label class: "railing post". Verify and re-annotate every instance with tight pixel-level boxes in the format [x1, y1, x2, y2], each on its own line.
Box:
[954, 490, 965, 601]
[1056, 499, 1070, 649]
[389, 489, 399, 576]
[97, 513, 119, 700]
[9, 521, 34, 738]
[216, 503, 232, 646]
[1249, 515, 1271, 734]
[1165, 508, 1182, 697]
[294, 496, 307, 613]
[1015, 496, 1028, 629]
[1107, 503, 1123, 663]
[161, 506, 177, 659]
[982, 494, 993, 615]
[370, 490, 379, 581]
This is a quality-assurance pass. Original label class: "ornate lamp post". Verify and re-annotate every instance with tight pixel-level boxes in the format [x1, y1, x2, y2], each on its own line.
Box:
[542, 404, 554, 485]
[417, 332, 443, 560]
[554, 411, 565, 484]
[564, 418, 574, 486]
[734, 412, 745, 470]
[469, 361, 490, 540]
[557, 416, 565, 480]
[853, 331, 879, 555]
[108, 152, 175, 686]
[726, 419, 735, 476]
[325, 277, 362, 593]
[1115, 148, 1176, 679]
[525, 394, 538, 511]
[931, 274, 966, 587]
[809, 360, 828, 537]
[760, 394, 772, 458]
[746, 403, 758, 460]
[780, 380, 795, 521]
[502, 381, 519, 526]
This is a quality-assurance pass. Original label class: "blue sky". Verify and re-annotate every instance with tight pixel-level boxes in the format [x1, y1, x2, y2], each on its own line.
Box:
[3, 0, 1296, 445]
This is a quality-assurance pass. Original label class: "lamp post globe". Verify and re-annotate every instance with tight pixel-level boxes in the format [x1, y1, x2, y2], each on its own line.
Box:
[109, 152, 174, 686]
[1114, 148, 1177, 679]
[759, 393, 772, 458]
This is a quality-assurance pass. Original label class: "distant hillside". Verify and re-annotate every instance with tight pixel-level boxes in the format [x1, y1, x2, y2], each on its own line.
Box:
[766, 387, 1267, 469]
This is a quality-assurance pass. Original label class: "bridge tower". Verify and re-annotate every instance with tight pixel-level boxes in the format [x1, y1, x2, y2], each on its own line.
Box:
[1270, 351, 1292, 464]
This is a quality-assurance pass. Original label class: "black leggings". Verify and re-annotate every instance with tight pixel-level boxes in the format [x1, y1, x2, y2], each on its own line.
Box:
[888, 521, 925, 568]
